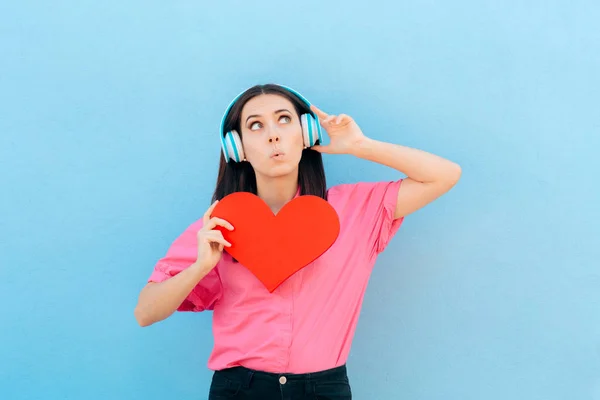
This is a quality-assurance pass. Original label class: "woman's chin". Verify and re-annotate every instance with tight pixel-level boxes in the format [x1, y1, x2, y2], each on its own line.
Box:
[260, 163, 298, 178]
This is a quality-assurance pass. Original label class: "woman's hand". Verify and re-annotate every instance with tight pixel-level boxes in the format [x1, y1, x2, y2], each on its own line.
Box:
[195, 200, 234, 272]
[310, 104, 367, 155]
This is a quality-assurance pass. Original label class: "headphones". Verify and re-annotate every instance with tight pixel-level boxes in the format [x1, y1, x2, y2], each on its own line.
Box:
[219, 84, 323, 163]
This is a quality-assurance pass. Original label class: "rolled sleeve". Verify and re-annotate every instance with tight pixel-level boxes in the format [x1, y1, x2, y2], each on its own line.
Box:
[376, 179, 404, 253]
[346, 179, 404, 254]
[148, 220, 223, 312]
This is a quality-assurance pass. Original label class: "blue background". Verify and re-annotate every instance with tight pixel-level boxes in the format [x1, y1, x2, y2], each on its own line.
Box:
[1, 1, 599, 399]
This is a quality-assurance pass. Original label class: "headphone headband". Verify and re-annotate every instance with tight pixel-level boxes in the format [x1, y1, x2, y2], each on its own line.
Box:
[219, 84, 314, 138]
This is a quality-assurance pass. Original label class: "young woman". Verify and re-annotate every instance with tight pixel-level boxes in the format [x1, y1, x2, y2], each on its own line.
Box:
[134, 83, 461, 399]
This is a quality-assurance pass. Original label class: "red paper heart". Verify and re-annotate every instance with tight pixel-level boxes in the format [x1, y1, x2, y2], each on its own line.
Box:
[211, 192, 340, 292]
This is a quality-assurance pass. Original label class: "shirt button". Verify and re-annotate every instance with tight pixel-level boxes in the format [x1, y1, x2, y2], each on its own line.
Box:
[279, 376, 287, 384]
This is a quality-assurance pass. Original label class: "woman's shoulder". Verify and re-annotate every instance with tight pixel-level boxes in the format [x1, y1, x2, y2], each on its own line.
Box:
[326, 180, 364, 196]
[326, 178, 402, 199]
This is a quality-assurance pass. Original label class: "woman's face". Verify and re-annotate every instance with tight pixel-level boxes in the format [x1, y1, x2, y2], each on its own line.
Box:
[239, 94, 304, 179]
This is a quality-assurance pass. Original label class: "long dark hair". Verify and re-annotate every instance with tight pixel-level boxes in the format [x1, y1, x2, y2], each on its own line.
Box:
[211, 84, 327, 202]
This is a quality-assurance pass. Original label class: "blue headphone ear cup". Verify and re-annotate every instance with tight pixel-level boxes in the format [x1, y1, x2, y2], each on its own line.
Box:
[300, 113, 322, 148]
[220, 132, 230, 161]
[221, 130, 245, 162]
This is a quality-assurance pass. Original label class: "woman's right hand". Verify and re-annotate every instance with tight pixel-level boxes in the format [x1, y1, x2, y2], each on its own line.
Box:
[134, 200, 233, 327]
[195, 200, 234, 272]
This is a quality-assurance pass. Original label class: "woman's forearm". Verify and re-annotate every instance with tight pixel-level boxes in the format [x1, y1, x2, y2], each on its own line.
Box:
[350, 138, 461, 184]
[134, 262, 209, 326]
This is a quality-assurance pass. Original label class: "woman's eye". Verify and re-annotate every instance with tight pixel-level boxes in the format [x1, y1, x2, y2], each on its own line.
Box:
[249, 115, 291, 131]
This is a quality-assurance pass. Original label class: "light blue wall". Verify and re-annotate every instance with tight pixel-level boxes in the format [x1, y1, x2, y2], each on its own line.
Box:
[2, 1, 599, 399]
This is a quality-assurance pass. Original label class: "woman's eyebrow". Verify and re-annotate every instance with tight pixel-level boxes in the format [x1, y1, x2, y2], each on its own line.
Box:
[245, 109, 291, 123]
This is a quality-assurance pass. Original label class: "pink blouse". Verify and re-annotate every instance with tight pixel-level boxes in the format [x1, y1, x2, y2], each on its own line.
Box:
[148, 179, 404, 374]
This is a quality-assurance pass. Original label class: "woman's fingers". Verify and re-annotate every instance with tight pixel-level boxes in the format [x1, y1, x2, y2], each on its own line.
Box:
[204, 216, 234, 231]
[310, 104, 329, 119]
[335, 114, 348, 124]
[203, 200, 219, 224]
[322, 115, 336, 125]
[203, 230, 232, 248]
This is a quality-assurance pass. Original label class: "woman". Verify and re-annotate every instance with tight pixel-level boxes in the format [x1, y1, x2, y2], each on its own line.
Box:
[134, 83, 461, 399]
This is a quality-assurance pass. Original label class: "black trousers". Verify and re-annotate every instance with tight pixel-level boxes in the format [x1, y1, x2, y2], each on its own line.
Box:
[208, 364, 352, 400]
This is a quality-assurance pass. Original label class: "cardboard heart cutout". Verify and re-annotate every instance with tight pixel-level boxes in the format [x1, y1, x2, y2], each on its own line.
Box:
[211, 192, 340, 292]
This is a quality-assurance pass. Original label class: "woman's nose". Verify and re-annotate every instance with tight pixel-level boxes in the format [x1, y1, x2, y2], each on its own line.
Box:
[268, 129, 280, 143]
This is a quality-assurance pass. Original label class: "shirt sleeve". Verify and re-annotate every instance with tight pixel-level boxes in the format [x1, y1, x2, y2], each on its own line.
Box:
[344, 179, 405, 255]
[147, 219, 223, 312]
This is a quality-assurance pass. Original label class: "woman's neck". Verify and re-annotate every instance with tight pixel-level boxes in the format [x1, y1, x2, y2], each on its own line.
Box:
[256, 173, 299, 215]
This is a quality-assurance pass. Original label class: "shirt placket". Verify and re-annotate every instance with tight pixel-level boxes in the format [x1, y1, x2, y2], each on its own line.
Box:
[276, 281, 294, 370]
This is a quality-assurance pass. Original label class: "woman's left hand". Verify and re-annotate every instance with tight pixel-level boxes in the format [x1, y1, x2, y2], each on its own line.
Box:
[310, 105, 367, 155]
